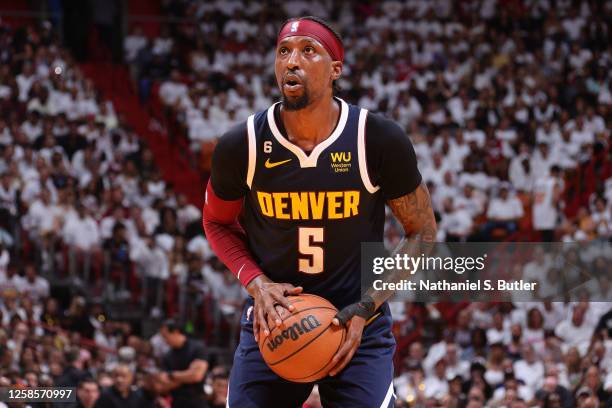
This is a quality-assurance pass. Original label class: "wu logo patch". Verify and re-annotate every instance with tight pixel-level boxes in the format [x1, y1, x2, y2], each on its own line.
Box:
[330, 152, 352, 173]
[290, 21, 299, 32]
[330, 152, 351, 162]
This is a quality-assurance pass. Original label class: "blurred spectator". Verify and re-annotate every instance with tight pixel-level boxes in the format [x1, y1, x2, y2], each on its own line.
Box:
[423, 356, 448, 400]
[17, 263, 50, 302]
[481, 185, 524, 239]
[56, 347, 90, 388]
[95, 363, 153, 408]
[72, 378, 101, 408]
[532, 166, 564, 241]
[207, 365, 229, 408]
[514, 344, 545, 395]
[124, 26, 147, 64]
[152, 319, 209, 408]
[534, 370, 574, 408]
[555, 303, 594, 355]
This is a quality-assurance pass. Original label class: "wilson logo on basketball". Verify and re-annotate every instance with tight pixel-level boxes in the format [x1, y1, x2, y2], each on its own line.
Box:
[266, 315, 322, 352]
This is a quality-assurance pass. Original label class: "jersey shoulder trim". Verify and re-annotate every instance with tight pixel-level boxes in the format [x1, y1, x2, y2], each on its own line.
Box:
[246, 115, 256, 189]
[357, 108, 380, 194]
[266, 97, 349, 168]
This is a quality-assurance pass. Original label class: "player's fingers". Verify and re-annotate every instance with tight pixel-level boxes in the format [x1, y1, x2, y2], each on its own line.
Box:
[331, 345, 357, 376]
[329, 337, 358, 376]
[274, 304, 291, 328]
[278, 285, 302, 311]
[271, 290, 297, 312]
[252, 308, 259, 341]
[257, 305, 271, 338]
[282, 284, 303, 295]
[330, 329, 355, 366]
[334, 304, 357, 327]
[262, 296, 283, 328]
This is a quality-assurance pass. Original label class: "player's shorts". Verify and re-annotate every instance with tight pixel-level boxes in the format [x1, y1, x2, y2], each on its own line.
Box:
[227, 298, 396, 408]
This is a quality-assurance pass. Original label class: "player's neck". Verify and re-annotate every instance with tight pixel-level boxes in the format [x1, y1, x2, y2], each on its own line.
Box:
[280, 96, 340, 149]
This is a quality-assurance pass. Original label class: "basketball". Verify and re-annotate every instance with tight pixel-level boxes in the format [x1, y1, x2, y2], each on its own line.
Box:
[258, 294, 346, 383]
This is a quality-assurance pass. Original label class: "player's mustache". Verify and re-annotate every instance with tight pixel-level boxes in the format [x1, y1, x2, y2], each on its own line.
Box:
[283, 71, 304, 84]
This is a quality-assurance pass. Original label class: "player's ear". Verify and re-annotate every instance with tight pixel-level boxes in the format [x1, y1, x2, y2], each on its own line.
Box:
[331, 61, 342, 82]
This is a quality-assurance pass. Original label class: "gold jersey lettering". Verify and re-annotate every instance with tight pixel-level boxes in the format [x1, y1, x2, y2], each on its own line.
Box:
[257, 192, 274, 217]
[344, 191, 359, 217]
[273, 192, 290, 219]
[327, 192, 343, 219]
[256, 191, 361, 220]
[309, 192, 326, 220]
[290, 192, 309, 219]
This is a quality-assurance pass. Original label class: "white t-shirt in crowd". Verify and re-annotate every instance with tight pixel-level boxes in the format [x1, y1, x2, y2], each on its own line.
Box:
[17, 276, 50, 301]
[21, 120, 42, 143]
[159, 81, 188, 106]
[423, 375, 448, 400]
[62, 215, 101, 251]
[555, 318, 594, 354]
[130, 240, 169, 280]
[509, 154, 534, 192]
[532, 176, 558, 230]
[570, 128, 594, 145]
[187, 235, 212, 260]
[438, 209, 473, 239]
[16, 73, 35, 102]
[522, 256, 553, 283]
[487, 196, 524, 221]
[124, 34, 147, 62]
[537, 303, 567, 331]
[0, 249, 8, 276]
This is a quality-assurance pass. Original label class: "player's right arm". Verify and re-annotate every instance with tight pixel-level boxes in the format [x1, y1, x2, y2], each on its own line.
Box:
[202, 124, 302, 341]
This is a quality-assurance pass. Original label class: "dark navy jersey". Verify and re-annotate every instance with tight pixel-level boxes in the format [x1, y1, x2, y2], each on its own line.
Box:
[211, 97, 421, 309]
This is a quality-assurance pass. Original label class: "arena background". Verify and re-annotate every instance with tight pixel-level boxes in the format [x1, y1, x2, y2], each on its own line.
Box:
[0, 0, 609, 407]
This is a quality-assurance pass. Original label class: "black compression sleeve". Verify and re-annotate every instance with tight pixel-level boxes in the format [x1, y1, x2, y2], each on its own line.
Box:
[210, 122, 249, 200]
[365, 112, 422, 200]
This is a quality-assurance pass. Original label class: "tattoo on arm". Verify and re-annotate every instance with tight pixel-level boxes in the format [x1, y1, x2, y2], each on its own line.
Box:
[366, 182, 438, 306]
[387, 182, 437, 242]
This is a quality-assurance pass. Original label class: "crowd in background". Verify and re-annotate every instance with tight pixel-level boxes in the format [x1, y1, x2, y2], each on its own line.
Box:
[0, 0, 610, 407]
[129, 0, 610, 243]
[0, 15, 235, 408]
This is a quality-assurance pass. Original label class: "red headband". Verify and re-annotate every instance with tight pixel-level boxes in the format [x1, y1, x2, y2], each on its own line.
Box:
[277, 19, 344, 63]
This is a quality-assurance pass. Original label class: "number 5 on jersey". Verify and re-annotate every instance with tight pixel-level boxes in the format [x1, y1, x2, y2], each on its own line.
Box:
[298, 227, 324, 274]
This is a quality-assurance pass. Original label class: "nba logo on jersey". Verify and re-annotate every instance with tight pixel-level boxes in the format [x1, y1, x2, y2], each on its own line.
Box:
[290, 22, 299, 32]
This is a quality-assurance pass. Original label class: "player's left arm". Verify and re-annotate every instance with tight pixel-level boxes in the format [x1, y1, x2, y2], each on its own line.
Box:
[371, 183, 437, 304]
[330, 185, 436, 375]
[329, 113, 437, 376]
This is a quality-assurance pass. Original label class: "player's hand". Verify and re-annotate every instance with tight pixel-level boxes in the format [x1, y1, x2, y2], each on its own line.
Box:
[329, 295, 377, 376]
[247, 275, 303, 341]
[329, 315, 366, 376]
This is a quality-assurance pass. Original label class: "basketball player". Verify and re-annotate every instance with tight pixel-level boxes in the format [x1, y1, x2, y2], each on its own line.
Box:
[203, 16, 436, 407]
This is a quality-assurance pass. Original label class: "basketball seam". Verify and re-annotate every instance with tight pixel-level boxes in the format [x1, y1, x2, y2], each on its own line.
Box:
[268, 323, 332, 366]
[285, 323, 346, 382]
[274, 306, 337, 324]
[267, 317, 339, 367]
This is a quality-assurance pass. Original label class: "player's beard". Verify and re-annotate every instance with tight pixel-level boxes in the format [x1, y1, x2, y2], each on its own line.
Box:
[282, 88, 310, 111]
